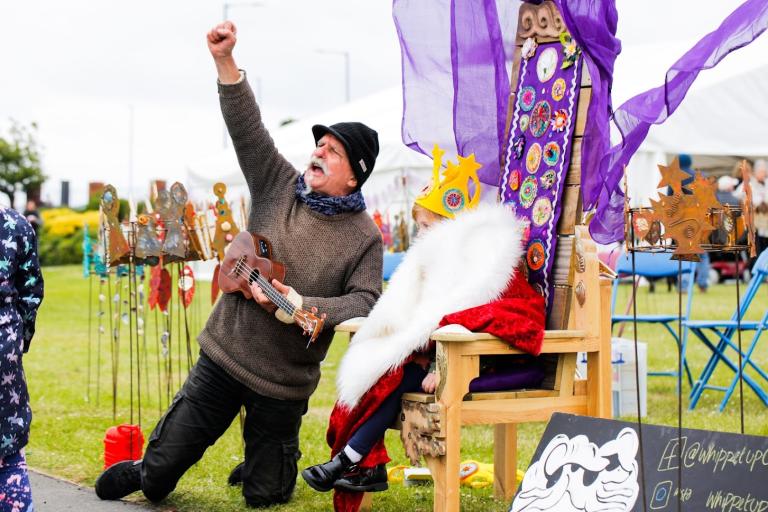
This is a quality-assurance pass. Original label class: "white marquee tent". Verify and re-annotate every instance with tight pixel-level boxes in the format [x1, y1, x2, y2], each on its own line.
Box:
[185, 87, 432, 220]
[186, 36, 768, 214]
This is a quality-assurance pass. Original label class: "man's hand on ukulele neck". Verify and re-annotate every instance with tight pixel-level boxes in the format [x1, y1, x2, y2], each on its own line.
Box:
[249, 281, 278, 314]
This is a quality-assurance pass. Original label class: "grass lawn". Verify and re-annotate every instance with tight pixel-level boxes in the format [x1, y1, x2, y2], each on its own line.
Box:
[25, 265, 768, 511]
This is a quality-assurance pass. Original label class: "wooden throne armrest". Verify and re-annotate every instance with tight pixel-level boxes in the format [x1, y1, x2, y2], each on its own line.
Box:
[334, 317, 367, 334]
[431, 326, 591, 354]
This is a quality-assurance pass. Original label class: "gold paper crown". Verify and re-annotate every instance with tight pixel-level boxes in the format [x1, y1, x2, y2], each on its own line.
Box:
[414, 145, 482, 219]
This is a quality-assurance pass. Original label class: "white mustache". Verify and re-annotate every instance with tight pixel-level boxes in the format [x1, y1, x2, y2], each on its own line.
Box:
[308, 157, 329, 176]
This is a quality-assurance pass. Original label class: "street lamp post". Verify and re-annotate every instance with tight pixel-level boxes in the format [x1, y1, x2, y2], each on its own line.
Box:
[221, 1, 263, 149]
[223, 2, 262, 23]
[316, 49, 351, 103]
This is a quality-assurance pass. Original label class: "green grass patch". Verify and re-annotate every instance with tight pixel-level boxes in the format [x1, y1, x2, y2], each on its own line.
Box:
[25, 266, 768, 511]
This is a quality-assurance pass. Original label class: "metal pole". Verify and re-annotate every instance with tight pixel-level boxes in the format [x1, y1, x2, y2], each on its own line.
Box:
[254, 76, 262, 104]
[219, 2, 263, 149]
[343, 52, 350, 103]
[128, 105, 134, 204]
[317, 49, 351, 103]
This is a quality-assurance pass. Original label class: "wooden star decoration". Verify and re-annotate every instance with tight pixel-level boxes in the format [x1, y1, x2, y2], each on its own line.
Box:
[657, 158, 691, 195]
[650, 192, 714, 258]
[689, 171, 721, 211]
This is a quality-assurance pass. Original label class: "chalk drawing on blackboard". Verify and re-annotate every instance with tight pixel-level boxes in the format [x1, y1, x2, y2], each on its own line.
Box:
[510, 427, 640, 512]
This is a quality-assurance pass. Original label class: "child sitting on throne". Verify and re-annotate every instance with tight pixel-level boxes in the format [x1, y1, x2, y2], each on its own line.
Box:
[300, 146, 547, 511]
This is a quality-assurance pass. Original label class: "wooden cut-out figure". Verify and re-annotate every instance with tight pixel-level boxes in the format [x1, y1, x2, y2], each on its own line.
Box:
[183, 202, 206, 261]
[211, 182, 240, 261]
[100, 184, 130, 266]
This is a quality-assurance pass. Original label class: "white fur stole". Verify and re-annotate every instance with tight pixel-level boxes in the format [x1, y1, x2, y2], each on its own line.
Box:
[336, 203, 527, 408]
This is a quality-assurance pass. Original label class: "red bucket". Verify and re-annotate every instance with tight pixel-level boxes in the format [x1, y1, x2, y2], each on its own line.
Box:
[103, 424, 144, 469]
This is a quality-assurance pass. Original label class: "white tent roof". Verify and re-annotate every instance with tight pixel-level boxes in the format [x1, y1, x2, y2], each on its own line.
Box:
[639, 64, 768, 156]
[186, 34, 768, 210]
[185, 87, 432, 214]
[615, 36, 768, 206]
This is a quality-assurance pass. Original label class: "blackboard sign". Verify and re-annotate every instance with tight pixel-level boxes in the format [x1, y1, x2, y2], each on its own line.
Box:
[510, 413, 768, 512]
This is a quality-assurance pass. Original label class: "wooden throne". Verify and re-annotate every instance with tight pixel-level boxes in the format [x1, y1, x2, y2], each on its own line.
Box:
[335, 2, 612, 510]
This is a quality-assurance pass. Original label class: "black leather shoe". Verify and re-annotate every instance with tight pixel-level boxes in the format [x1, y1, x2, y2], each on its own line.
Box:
[228, 461, 244, 486]
[334, 464, 389, 492]
[301, 451, 353, 492]
[95, 460, 142, 500]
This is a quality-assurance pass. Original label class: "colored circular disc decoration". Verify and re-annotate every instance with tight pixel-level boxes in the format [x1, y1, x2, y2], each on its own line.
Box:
[532, 197, 553, 227]
[529, 100, 551, 138]
[552, 78, 566, 101]
[443, 188, 465, 213]
[527, 240, 546, 271]
[519, 176, 538, 209]
[526, 143, 542, 174]
[543, 142, 561, 166]
[536, 47, 559, 83]
[551, 109, 568, 132]
[509, 170, 521, 191]
[519, 114, 530, 132]
[518, 86, 536, 112]
[539, 169, 556, 190]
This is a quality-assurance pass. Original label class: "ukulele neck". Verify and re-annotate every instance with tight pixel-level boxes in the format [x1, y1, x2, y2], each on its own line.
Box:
[237, 257, 296, 316]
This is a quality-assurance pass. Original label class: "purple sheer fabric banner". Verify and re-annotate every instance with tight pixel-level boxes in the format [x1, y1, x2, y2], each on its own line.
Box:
[393, 0, 510, 186]
[550, 0, 620, 215]
[589, 0, 768, 243]
[396, 0, 768, 244]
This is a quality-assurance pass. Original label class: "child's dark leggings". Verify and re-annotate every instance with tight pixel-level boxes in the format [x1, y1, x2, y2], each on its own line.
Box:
[347, 362, 428, 457]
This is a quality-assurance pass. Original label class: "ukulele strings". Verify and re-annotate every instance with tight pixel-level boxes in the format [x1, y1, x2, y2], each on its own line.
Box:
[231, 258, 297, 314]
[231, 260, 319, 348]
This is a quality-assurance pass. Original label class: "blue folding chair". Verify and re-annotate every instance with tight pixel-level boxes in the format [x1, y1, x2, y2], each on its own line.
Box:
[685, 248, 768, 411]
[383, 251, 405, 282]
[611, 251, 696, 387]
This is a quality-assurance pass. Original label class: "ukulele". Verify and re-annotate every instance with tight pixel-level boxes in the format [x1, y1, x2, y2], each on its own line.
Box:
[219, 231, 325, 345]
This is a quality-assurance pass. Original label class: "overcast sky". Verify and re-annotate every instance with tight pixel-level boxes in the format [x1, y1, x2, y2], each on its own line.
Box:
[1, 0, 761, 207]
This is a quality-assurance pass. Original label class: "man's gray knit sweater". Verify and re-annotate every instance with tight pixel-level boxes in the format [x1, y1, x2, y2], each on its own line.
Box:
[198, 75, 383, 401]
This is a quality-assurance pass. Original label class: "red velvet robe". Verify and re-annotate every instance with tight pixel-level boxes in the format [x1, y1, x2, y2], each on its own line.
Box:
[326, 270, 545, 511]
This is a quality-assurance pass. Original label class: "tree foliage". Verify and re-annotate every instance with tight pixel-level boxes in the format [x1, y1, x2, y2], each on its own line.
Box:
[0, 120, 46, 207]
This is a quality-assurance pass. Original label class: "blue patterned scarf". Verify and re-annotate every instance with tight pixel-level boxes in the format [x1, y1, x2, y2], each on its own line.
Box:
[295, 174, 366, 216]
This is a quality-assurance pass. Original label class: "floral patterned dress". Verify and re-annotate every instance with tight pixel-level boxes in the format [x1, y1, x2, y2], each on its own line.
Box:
[0, 207, 43, 512]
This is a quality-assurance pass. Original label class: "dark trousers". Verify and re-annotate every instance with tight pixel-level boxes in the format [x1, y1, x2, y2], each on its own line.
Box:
[141, 351, 308, 507]
[347, 362, 427, 457]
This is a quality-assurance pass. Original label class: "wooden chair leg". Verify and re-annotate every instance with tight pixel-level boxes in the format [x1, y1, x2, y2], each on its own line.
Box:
[493, 423, 517, 501]
[424, 454, 446, 512]
[425, 420, 461, 512]
[359, 492, 373, 511]
[423, 397, 462, 512]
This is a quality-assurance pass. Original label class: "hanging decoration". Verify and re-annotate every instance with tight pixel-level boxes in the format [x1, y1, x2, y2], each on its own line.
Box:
[625, 158, 755, 259]
[88, 180, 244, 430]
[179, 265, 195, 308]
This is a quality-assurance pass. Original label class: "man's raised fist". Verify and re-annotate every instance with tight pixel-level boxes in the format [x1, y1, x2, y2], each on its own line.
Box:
[207, 21, 237, 60]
